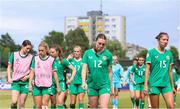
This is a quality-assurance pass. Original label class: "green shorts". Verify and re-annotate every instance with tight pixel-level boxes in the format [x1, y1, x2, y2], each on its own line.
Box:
[32, 85, 54, 96]
[69, 83, 85, 94]
[12, 81, 29, 94]
[87, 85, 111, 96]
[58, 81, 66, 92]
[135, 82, 144, 91]
[148, 83, 172, 95]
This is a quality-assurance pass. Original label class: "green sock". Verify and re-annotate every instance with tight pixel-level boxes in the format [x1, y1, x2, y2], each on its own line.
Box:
[140, 100, 144, 109]
[135, 99, 140, 107]
[79, 103, 84, 108]
[131, 98, 135, 106]
[57, 105, 64, 109]
[51, 105, 56, 109]
[11, 104, 17, 109]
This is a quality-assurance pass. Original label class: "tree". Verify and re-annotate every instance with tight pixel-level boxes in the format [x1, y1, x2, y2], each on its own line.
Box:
[0, 33, 19, 51]
[65, 28, 89, 56]
[106, 40, 125, 59]
[136, 49, 148, 58]
[43, 30, 64, 47]
[169, 46, 179, 60]
[169, 46, 180, 74]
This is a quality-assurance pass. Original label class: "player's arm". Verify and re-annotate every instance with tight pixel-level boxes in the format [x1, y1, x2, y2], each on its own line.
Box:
[169, 64, 176, 94]
[67, 64, 76, 84]
[81, 64, 87, 90]
[7, 64, 12, 83]
[29, 57, 35, 92]
[7, 53, 14, 83]
[144, 63, 150, 95]
[108, 65, 112, 86]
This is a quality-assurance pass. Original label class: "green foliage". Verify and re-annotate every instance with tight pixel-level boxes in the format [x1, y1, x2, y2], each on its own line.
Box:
[65, 28, 89, 56]
[0, 33, 19, 51]
[136, 49, 148, 58]
[0, 33, 20, 67]
[106, 40, 125, 59]
[43, 31, 64, 46]
[169, 46, 179, 60]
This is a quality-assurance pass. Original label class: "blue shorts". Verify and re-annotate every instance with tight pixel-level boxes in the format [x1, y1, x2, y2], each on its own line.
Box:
[112, 82, 122, 89]
[129, 81, 135, 91]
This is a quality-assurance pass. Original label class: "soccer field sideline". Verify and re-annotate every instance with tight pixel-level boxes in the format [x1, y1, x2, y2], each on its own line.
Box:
[0, 90, 180, 108]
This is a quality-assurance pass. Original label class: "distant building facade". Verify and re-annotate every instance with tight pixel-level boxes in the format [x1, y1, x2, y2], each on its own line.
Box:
[64, 10, 126, 49]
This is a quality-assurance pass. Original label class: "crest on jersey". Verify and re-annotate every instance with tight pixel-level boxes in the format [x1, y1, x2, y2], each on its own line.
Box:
[102, 56, 107, 61]
[155, 55, 158, 59]
[166, 56, 170, 60]
[16, 58, 20, 62]
[88, 56, 93, 59]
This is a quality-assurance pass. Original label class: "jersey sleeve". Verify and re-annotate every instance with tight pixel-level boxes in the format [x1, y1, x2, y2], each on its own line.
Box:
[30, 57, 35, 69]
[108, 53, 113, 66]
[130, 65, 135, 74]
[8, 52, 14, 64]
[82, 51, 88, 64]
[52, 59, 58, 71]
[146, 50, 152, 64]
[169, 51, 174, 65]
[62, 59, 70, 67]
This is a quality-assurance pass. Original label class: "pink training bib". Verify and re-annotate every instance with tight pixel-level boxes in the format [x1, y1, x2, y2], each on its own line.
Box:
[34, 56, 54, 87]
[12, 52, 33, 81]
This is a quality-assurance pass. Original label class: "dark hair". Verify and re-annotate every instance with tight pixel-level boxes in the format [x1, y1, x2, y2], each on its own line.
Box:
[96, 34, 107, 41]
[50, 44, 63, 61]
[22, 40, 32, 47]
[155, 32, 169, 40]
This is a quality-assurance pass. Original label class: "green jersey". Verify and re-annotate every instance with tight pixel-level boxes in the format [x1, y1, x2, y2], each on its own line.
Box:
[83, 49, 112, 89]
[146, 48, 173, 87]
[131, 64, 145, 84]
[55, 58, 70, 81]
[172, 68, 178, 87]
[69, 58, 83, 84]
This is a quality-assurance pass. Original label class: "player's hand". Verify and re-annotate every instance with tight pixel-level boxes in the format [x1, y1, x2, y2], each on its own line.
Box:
[144, 84, 148, 96]
[173, 87, 177, 95]
[67, 53, 74, 60]
[56, 86, 60, 94]
[21, 76, 28, 81]
[29, 85, 32, 92]
[66, 79, 72, 85]
[7, 77, 12, 84]
[82, 82, 87, 90]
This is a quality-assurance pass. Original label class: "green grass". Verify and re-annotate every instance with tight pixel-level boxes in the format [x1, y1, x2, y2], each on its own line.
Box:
[0, 90, 180, 108]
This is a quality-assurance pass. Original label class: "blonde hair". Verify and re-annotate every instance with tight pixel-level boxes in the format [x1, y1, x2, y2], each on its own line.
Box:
[74, 45, 82, 52]
[38, 41, 49, 54]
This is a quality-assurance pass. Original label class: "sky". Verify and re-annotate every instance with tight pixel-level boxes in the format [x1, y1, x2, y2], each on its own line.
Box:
[0, 0, 180, 51]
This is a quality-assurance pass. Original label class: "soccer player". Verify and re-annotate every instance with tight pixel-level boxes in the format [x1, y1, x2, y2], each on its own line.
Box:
[50, 44, 76, 109]
[130, 56, 145, 109]
[7, 40, 33, 109]
[29, 42, 60, 109]
[67, 46, 85, 109]
[82, 34, 112, 108]
[144, 32, 175, 108]
[124, 58, 138, 108]
[111, 55, 124, 109]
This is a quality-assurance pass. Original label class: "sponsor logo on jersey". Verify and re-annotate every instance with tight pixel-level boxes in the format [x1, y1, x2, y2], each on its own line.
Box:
[102, 56, 107, 61]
